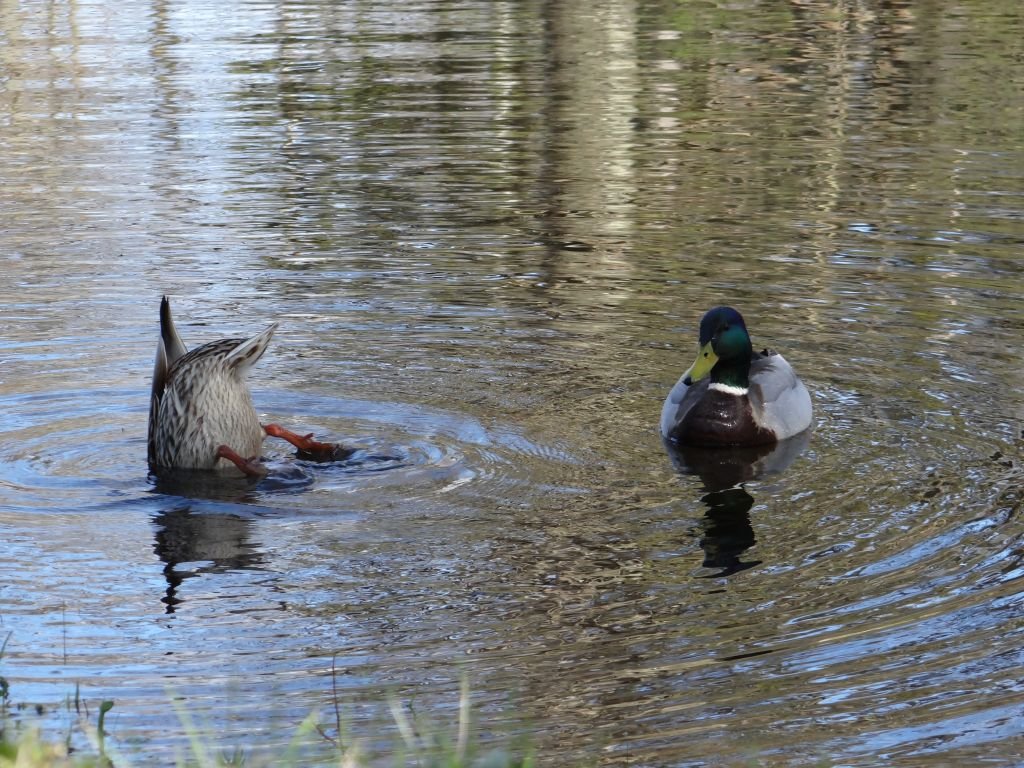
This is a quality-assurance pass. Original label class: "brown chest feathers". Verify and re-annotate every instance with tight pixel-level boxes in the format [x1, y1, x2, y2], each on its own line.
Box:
[678, 388, 776, 447]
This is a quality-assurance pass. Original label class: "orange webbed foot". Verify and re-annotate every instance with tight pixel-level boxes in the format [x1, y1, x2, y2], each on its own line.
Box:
[216, 445, 269, 477]
[263, 423, 352, 462]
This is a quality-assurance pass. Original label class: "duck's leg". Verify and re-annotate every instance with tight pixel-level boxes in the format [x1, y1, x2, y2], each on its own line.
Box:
[263, 423, 351, 462]
[216, 445, 269, 477]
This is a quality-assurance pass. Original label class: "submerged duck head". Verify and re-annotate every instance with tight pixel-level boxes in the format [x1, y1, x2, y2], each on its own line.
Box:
[148, 297, 349, 477]
[683, 306, 754, 390]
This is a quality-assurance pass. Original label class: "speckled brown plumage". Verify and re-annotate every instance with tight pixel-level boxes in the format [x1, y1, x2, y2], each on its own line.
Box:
[148, 297, 276, 473]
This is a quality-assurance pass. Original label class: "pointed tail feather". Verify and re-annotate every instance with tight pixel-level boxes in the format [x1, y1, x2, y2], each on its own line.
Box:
[150, 297, 188, 467]
[226, 323, 277, 373]
[160, 296, 188, 364]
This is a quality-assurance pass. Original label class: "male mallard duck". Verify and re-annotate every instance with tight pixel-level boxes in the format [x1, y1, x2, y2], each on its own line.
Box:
[148, 296, 343, 476]
[660, 306, 812, 447]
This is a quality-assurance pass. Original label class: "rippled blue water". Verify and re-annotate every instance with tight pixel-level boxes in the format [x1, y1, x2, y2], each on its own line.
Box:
[1, 0, 1023, 764]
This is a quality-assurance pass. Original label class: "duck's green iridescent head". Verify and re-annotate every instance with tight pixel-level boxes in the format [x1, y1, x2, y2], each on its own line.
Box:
[683, 306, 753, 389]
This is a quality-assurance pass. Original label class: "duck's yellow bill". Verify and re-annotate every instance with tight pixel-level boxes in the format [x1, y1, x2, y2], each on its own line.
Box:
[683, 342, 718, 384]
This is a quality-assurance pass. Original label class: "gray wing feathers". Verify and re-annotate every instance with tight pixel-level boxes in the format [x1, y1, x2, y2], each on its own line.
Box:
[749, 354, 813, 439]
[660, 374, 706, 438]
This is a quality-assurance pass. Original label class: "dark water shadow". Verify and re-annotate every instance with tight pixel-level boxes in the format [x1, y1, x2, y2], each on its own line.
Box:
[150, 469, 264, 503]
[144, 445, 415, 613]
[146, 452, 396, 613]
[147, 466, 315, 613]
[665, 432, 811, 576]
[152, 504, 265, 613]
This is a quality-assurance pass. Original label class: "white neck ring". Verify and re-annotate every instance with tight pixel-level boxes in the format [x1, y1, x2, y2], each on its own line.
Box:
[709, 382, 748, 396]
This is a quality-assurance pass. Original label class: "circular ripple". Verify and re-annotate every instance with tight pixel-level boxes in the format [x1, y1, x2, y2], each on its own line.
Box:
[0, 385, 581, 514]
[0, 388, 149, 512]
[253, 388, 579, 506]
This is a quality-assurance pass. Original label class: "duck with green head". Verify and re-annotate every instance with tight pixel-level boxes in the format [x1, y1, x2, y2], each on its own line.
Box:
[661, 306, 812, 446]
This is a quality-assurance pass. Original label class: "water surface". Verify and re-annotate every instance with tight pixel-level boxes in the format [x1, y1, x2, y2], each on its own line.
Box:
[2, 0, 1024, 764]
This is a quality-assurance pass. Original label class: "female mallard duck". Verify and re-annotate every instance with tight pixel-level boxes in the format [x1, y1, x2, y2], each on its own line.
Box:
[148, 297, 343, 476]
[661, 306, 812, 447]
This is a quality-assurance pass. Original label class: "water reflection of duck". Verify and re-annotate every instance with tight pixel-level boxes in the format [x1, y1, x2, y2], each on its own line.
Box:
[666, 433, 810, 576]
[148, 297, 348, 477]
[152, 505, 264, 612]
[661, 306, 812, 447]
[665, 433, 811, 492]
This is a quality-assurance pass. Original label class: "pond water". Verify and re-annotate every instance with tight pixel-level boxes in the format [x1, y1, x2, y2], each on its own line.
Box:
[2, 0, 1023, 764]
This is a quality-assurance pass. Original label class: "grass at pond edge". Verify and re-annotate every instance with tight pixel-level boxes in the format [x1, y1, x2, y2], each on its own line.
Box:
[0, 669, 537, 768]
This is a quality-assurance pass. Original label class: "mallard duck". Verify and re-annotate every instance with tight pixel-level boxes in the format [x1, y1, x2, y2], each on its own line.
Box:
[660, 306, 812, 447]
[148, 297, 343, 476]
